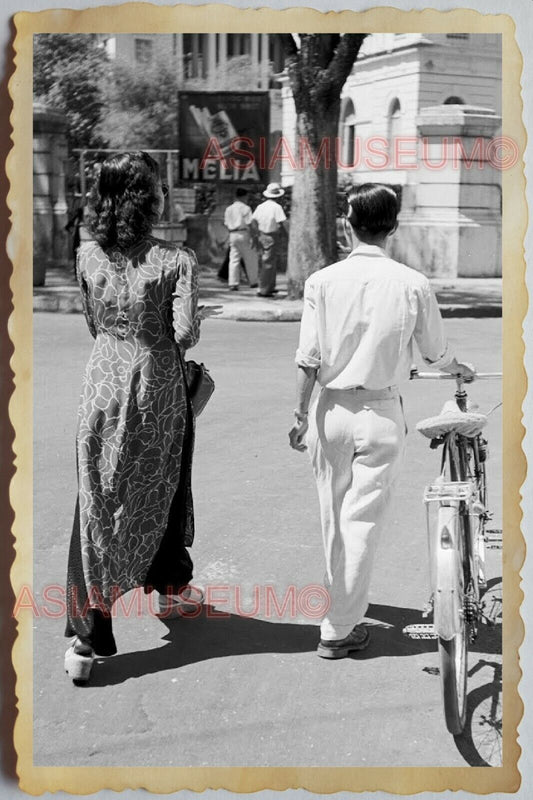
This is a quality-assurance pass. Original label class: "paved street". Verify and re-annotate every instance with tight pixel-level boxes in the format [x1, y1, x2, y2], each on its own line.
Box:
[32, 314, 502, 768]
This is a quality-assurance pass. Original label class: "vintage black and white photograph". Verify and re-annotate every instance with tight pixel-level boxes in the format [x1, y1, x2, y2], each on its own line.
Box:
[7, 5, 526, 793]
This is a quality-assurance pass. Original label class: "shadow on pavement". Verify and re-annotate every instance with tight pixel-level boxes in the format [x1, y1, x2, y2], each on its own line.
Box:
[74, 599, 502, 687]
[359, 602, 499, 660]
[88, 608, 318, 686]
[453, 661, 503, 767]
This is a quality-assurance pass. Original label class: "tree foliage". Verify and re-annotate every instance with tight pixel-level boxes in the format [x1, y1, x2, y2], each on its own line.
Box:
[33, 34, 109, 151]
[97, 52, 261, 149]
[96, 52, 180, 149]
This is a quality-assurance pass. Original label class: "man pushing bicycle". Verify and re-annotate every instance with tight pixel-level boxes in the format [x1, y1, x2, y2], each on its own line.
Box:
[289, 183, 475, 659]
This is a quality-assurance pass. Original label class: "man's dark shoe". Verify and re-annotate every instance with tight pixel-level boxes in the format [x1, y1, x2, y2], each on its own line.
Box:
[317, 624, 370, 659]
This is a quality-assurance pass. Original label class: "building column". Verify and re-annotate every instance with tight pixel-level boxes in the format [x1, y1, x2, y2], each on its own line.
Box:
[391, 104, 502, 278]
[207, 33, 217, 88]
[251, 33, 259, 88]
[260, 33, 269, 90]
[191, 33, 199, 78]
[219, 32, 227, 78]
[175, 33, 184, 84]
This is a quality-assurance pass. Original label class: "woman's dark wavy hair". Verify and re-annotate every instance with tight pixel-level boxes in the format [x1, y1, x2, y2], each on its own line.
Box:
[86, 151, 161, 252]
[346, 183, 400, 236]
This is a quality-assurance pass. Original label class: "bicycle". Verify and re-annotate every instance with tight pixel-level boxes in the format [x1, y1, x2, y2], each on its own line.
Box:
[405, 369, 502, 735]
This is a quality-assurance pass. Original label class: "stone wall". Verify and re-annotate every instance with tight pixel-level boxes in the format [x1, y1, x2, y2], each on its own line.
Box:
[391, 105, 502, 278]
[33, 103, 69, 285]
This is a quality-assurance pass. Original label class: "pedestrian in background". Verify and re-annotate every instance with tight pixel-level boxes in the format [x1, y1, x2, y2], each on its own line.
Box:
[252, 182, 288, 297]
[223, 187, 259, 291]
[64, 151, 216, 683]
[289, 182, 475, 659]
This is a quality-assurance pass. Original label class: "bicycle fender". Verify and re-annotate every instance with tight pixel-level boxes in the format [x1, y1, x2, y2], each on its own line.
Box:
[433, 505, 464, 640]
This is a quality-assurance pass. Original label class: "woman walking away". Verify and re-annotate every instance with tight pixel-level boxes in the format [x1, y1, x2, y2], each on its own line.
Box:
[64, 151, 213, 683]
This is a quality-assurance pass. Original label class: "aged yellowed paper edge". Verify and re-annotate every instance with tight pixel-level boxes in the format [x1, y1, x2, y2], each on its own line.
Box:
[7, 3, 526, 794]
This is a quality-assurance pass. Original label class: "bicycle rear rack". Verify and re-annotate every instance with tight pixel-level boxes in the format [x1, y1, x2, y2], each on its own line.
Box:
[423, 481, 474, 504]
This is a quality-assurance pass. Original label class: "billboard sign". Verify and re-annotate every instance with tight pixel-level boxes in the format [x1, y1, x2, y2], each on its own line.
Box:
[178, 91, 270, 183]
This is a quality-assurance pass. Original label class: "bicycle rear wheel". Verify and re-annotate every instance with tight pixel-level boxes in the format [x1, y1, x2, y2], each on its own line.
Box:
[435, 437, 470, 734]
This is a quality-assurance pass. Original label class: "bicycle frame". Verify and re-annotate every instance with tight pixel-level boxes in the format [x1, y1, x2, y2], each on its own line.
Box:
[409, 369, 501, 735]
[412, 371, 499, 638]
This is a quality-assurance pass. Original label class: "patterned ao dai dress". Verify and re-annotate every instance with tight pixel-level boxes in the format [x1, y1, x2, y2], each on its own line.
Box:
[65, 237, 200, 655]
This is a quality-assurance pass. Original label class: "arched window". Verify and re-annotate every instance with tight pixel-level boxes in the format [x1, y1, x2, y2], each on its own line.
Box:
[340, 98, 356, 167]
[388, 98, 401, 156]
[444, 96, 465, 105]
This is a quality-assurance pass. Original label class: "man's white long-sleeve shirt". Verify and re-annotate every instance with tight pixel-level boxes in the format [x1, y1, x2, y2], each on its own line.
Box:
[295, 244, 454, 389]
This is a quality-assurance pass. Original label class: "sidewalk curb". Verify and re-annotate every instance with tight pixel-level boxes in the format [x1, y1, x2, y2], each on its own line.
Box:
[438, 305, 501, 319]
[34, 294, 83, 314]
[33, 292, 502, 320]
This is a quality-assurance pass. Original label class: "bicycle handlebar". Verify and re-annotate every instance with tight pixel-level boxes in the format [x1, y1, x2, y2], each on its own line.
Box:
[411, 371, 502, 380]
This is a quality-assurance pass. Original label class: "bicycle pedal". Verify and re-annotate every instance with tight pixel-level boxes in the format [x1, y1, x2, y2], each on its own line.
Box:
[485, 529, 503, 549]
[402, 623, 438, 640]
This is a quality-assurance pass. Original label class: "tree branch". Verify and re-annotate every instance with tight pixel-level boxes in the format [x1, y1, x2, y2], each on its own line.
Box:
[325, 33, 367, 96]
[279, 33, 299, 58]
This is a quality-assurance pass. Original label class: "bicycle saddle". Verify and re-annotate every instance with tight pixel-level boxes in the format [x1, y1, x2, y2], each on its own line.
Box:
[416, 400, 487, 439]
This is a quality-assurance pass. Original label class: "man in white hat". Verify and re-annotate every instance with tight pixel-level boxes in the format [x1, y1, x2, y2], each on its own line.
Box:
[252, 182, 288, 297]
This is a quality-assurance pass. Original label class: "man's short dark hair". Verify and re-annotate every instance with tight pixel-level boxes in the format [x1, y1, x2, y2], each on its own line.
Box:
[346, 183, 400, 236]
[236, 188, 249, 198]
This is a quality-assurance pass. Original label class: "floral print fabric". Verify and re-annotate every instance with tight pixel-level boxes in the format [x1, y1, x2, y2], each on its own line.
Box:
[73, 237, 199, 609]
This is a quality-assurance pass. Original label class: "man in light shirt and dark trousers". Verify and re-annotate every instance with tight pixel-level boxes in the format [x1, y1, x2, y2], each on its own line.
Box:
[252, 182, 288, 297]
[223, 187, 259, 291]
[289, 183, 475, 659]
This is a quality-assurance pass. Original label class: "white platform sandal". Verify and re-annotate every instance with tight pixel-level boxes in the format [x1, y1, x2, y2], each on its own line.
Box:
[64, 639, 95, 683]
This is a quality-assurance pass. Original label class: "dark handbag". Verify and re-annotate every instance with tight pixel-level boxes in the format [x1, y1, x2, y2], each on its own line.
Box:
[185, 360, 215, 416]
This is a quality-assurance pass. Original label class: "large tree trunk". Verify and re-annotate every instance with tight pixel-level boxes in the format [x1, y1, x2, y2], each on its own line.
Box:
[281, 34, 366, 299]
[287, 104, 340, 299]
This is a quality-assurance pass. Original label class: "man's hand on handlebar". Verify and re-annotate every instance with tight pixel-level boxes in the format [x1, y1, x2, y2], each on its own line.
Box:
[441, 358, 476, 382]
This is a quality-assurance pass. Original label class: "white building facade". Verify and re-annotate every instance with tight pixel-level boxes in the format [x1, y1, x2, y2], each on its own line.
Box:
[281, 33, 502, 277]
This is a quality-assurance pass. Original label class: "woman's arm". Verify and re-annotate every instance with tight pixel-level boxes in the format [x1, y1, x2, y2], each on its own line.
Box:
[76, 253, 97, 339]
[172, 248, 200, 350]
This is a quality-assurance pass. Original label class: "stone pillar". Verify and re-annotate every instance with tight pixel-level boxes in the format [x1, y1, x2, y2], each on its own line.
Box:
[279, 73, 297, 186]
[391, 104, 502, 278]
[191, 33, 200, 78]
[260, 34, 269, 90]
[219, 32, 227, 77]
[33, 102, 70, 285]
[251, 33, 259, 88]
[206, 34, 217, 88]
[51, 134, 69, 265]
[175, 33, 184, 84]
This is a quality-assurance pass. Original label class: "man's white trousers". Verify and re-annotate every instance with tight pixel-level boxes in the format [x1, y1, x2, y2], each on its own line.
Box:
[228, 231, 258, 287]
[307, 386, 406, 641]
